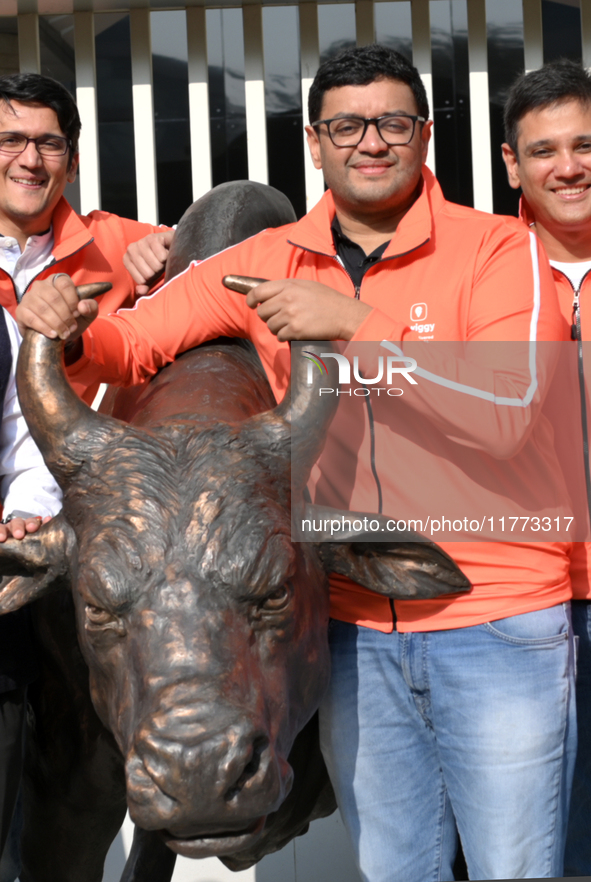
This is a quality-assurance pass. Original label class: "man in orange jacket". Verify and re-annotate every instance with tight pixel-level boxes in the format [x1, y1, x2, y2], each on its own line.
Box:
[0, 72, 173, 404]
[17, 45, 577, 881]
[502, 59, 591, 878]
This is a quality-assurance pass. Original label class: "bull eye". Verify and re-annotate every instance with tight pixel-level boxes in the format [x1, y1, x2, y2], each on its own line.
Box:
[85, 604, 123, 632]
[260, 583, 291, 612]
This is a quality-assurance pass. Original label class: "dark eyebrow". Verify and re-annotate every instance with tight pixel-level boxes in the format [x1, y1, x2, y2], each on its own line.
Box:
[330, 109, 413, 119]
[525, 135, 591, 151]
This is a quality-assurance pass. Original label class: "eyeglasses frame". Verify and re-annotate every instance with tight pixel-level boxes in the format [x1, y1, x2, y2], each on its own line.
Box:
[310, 113, 426, 148]
[0, 132, 71, 157]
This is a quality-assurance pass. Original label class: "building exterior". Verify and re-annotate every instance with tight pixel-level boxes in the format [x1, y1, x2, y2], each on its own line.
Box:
[0, 0, 586, 227]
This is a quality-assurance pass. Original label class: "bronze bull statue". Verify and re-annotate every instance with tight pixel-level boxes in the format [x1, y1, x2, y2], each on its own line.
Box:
[0, 181, 470, 881]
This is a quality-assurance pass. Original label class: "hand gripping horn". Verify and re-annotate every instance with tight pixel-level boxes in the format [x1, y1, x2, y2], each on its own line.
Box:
[16, 283, 128, 486]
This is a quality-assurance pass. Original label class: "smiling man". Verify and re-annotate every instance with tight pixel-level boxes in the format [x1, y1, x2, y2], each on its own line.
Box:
[0, 73, 173, 405]
[503, 60, 591, 878]
[16, 46, 576, 881]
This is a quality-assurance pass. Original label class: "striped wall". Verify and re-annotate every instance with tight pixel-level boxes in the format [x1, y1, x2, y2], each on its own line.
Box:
[2, 0, 584, 223]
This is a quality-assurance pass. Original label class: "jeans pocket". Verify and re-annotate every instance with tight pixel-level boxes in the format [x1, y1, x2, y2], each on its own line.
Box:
[483, 603, 570, 646]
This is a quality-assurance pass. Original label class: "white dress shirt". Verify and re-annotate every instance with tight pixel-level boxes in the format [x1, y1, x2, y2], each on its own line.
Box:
[1, 309, 62, 518]
[0, 229, 55, 301]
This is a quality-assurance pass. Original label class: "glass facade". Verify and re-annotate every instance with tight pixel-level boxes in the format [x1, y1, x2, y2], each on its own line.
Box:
[263, 6, 305, 217]
[543, 0, 582, 62]
[318, 3, 356, 63]
[207, 8, 248, 189]
[431, 0, 473, 208]
[151, 10, 192, 227]
[486, 0, 524, 215]
[40, 15, 75, 96]
[40, 15, 80, 212]
[0, 18, 17, 77]
[375, 2, 413, 61]
[95, 14, 137, 220]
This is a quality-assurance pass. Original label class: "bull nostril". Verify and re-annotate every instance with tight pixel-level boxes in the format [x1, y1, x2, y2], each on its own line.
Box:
[224, 735, 269, 802]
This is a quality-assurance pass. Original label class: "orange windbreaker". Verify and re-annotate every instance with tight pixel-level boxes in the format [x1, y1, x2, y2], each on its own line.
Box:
[0, 197, 165, 403]
[520, 197, 591, 599]
[80, 169, 573, 631]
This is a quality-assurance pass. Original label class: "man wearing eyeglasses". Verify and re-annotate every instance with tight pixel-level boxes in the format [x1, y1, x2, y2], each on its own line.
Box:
[17, 45, 574, 881]
[0, 72, 173, 406]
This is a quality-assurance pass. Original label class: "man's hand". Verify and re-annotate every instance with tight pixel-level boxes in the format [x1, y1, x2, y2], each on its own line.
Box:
[0, 515, 51, 543]
[245, 279, 372, 341]
[16, 274, 98, 341]
[123, 229, 175, 296]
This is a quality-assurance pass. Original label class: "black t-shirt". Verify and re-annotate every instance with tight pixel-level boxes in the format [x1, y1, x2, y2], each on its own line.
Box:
[331, 216, 390, 291]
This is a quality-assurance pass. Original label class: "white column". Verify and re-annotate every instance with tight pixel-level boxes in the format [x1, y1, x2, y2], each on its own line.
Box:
[299, 2, 324, 212]
[355, 0, 375, 47]
[467, 0, 493, 213]
[187, 7, 212, 201]
[74, 12, 101, 215]
[18, 13, 40, 73]
[243, 4, 268, 185]
[581, 0, 591, 69]
[410, 0, 435, 172]
[130, 8, 158, 225]
[522, 0, 544, 72]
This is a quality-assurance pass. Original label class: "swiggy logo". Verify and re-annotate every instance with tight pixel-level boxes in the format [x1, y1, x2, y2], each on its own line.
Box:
[410, 303, 427, 321]
[410, 302, 435, 335]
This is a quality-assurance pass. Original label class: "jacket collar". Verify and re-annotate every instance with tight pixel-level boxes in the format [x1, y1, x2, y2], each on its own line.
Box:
[288, 165, 443, 258]
[49, 197, 94, 260]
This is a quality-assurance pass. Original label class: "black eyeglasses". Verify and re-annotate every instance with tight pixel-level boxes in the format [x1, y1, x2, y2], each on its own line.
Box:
[0, 132, 70, 157]
[311, 114, 425, 147]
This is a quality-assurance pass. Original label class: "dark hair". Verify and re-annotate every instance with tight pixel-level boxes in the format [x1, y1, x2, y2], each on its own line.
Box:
[504, 60, 591, 154]
[308, 43, 429, 124]
[0, 73, 81, 167]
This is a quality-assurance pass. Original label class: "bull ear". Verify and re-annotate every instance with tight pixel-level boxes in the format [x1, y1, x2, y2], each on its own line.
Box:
[302, 504, 470, 599]
[316, 541, 470, 599]
[0, 514, 75, 613]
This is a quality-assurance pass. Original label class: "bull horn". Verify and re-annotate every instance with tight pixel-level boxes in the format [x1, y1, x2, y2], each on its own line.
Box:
[222, 277, 341, 483]
[274, 341, 340, 482]
[17, 283, 126, 486]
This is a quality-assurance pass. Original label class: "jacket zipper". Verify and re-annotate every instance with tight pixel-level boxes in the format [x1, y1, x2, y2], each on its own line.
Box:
[291, 236, 424, 632]
[287, 236, 430, 301]
[0, 237, 94, 304]
[22, 238, 94, 300]
[332, 253, 387, 515]
[563, 269, 591, 527]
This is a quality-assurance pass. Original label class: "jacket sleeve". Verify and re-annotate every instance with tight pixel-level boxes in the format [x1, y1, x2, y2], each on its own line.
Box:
[64, 215, 176, 399]
[82, 245, 254, 387]
[349, 227, 567, 458]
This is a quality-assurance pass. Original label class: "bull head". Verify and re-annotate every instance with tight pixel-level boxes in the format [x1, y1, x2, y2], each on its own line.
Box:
[0, 306, 468, 859]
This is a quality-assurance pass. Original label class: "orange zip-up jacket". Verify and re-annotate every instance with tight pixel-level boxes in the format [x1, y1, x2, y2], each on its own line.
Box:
[80, 169, 573, 632]
[0, 197, 166, 403]
[520, 197, 591, 600]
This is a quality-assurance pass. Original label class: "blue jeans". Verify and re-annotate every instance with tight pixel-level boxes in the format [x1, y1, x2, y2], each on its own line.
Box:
[319, 605, 577, 882]
[564, 599, 591, 876]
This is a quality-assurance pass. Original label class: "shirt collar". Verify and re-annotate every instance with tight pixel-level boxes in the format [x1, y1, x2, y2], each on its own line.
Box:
[0, 226, 53, 252]
[288, 166, 441, 258]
